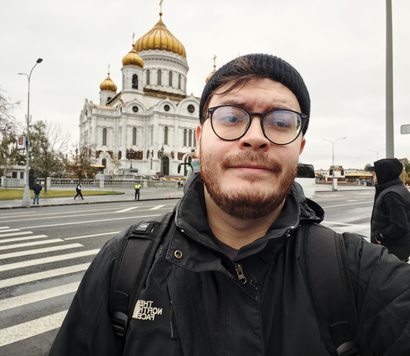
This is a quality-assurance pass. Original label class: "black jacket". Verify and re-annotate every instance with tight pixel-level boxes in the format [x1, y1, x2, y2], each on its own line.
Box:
[50, 174, 410, 355]
[371, 159, 410, 260]
[32, 184, 42, 194]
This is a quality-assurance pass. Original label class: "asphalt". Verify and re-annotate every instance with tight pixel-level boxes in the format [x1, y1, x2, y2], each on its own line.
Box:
[0, 184, 375, 210]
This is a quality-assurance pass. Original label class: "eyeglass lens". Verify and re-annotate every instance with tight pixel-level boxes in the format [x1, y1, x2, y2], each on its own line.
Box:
[211, 106, 302, 144]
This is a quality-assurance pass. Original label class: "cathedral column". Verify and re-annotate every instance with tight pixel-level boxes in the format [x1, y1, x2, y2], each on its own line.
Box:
[121, 117, 127, 166]
[92, 118, 97, 146]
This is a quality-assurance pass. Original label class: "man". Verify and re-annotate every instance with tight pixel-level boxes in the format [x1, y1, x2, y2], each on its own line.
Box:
[134, 182, 141, 200]
[32, 181, 42, 204]
[50, 54, 410, 355]
[74, 183, 84, 200]
[370, 158, 410, 262]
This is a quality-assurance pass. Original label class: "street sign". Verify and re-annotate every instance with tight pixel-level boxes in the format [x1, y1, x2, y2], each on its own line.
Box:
[401, 124, 410, 135]
[18, 136, 26, 149]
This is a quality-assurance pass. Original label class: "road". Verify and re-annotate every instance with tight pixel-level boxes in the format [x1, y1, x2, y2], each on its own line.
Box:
[0, 190, 374, 355]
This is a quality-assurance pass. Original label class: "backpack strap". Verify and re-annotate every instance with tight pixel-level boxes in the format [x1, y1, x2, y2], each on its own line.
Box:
[299, 223, 360, 356]
[110, 211, 174, 338]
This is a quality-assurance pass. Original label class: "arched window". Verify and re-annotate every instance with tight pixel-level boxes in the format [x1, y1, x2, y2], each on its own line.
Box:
[102, 128, 107, 146]
[157, 70, 162, 85]
[132, 127, 137, 145]
[178, 74, 182, 89]
[132, 74, 138, 89]
[188, 129, 192, 146]
[146, 70, 150, 85]
[164, 126, 168, 145]
[169, 71, 173, 87]
[183, 129, 187, 146]
[102, 158, 106, 168]
[107, 97, 111, 103]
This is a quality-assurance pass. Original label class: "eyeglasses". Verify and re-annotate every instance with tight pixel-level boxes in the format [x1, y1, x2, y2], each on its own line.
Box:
[207, 105, 308, 145]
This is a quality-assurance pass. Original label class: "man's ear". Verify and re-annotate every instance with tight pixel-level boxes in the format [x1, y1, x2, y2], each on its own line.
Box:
[299, 137, 306, 155]
[196, 125, 202, 159]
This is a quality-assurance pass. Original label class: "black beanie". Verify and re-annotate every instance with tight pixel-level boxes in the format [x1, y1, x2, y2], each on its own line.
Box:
[199, 53, 311, 134]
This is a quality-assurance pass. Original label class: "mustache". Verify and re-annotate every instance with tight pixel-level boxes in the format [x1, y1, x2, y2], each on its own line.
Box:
[221, 151, 282, 173]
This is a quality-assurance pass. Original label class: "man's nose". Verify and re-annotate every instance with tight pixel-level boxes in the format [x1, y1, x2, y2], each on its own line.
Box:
[238, 116, 270, 150]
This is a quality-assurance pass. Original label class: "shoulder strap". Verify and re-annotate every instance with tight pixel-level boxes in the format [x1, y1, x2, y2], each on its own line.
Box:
[299, 223, 360, 356]
[110, 211, 174, 338]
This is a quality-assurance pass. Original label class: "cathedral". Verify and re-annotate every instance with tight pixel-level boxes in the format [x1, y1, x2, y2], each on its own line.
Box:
[78, 7, 213, 176]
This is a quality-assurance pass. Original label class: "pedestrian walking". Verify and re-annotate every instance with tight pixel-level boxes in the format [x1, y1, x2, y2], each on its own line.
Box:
[370, 158, 410, 262]
[50, 53, 410, 356]
[134, 182, 141, 200]
[74, 183, 84, 200]
[32, 181, 42, 204]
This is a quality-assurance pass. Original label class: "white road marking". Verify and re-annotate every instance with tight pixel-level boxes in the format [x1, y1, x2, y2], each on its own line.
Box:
[0, 249, 99, 272]
[20, 214, 161, 229]
[0, 310, 67, 347]
[65, 232, 119, 240]
[0, 263, 90, 289]
[116, 207, 139, 213]
[150, 205, 165, 210]
[0, 235, 48, 244]
[0, 243, 83, 260]
[0, 226, 9, 229]
[0, 228, 21, 234]
[0, 282, 80, 312]
[0, 231, 33, 238]
[0, 238, 63, 251]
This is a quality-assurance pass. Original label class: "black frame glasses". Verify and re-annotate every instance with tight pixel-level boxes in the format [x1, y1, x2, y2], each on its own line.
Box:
[207, 105, 308, 145]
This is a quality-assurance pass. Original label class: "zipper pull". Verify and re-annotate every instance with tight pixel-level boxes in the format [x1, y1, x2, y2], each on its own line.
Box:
[235, 263, 247, 284]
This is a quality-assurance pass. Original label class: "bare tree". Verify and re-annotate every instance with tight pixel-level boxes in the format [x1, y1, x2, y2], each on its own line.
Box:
[67, 143, 98, 182]
[29, 120, 71, 192]
[0, 89, 23, 176]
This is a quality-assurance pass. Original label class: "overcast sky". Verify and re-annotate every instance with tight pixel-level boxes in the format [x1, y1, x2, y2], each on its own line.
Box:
[2, 0, 410, 170]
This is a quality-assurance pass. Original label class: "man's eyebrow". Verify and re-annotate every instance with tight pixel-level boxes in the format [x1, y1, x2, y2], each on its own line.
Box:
[215, 99, 253, 112]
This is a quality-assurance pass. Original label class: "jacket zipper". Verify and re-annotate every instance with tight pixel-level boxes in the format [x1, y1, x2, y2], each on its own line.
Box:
[235, 263, 247, 284]
[169, 301, 178, 340]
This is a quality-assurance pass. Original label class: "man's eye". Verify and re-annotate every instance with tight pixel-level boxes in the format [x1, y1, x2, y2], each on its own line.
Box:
[222, 116, 241, 124]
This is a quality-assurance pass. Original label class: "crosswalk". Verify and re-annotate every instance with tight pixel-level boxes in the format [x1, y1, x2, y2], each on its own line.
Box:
[0, 226, 99, 352]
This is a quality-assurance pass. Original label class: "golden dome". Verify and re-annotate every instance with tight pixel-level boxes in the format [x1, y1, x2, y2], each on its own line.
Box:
[122, 47, 144, 67]
[135, 14, 186, 58]
[205, 55, 217, 83]
[100, 74, 117, 92]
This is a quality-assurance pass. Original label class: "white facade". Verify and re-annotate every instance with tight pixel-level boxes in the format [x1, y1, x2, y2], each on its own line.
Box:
[79, 16, 200, 176]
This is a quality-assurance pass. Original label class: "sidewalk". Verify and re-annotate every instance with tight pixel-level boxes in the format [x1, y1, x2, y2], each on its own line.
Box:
[0, 184, 376, 210]
[0, 187, 185, 209]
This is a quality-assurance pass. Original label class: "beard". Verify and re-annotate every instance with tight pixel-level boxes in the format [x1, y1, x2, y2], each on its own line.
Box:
[200, 149, 298, 219]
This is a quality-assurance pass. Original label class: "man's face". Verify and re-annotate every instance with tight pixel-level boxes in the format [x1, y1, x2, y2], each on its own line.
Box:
[196, 78, 306, 219]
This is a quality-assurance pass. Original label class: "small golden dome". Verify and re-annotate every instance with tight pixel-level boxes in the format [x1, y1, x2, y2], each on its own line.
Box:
[135, 14, 186, 58]
[100, 75, 117, 92]
[122, 47, 144, 67]
[205, 68, 216, 83]
[205, 55, 217, 83]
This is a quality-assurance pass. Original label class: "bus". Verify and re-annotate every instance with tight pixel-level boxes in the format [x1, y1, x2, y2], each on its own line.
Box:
[181, 159, 316, 198]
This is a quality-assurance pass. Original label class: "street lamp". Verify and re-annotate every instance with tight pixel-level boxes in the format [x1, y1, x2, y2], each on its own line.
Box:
[18, 58, 43, 207]
[368, 149, 385, 161]
[129, 148, 134, 168]
[323, 137, 346, 191]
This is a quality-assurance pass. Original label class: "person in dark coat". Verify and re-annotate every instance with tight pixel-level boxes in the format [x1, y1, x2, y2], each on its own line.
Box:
[74, 183, 84, 200]
[32, 181, 42, 204]
[370, 158, 410, 262]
